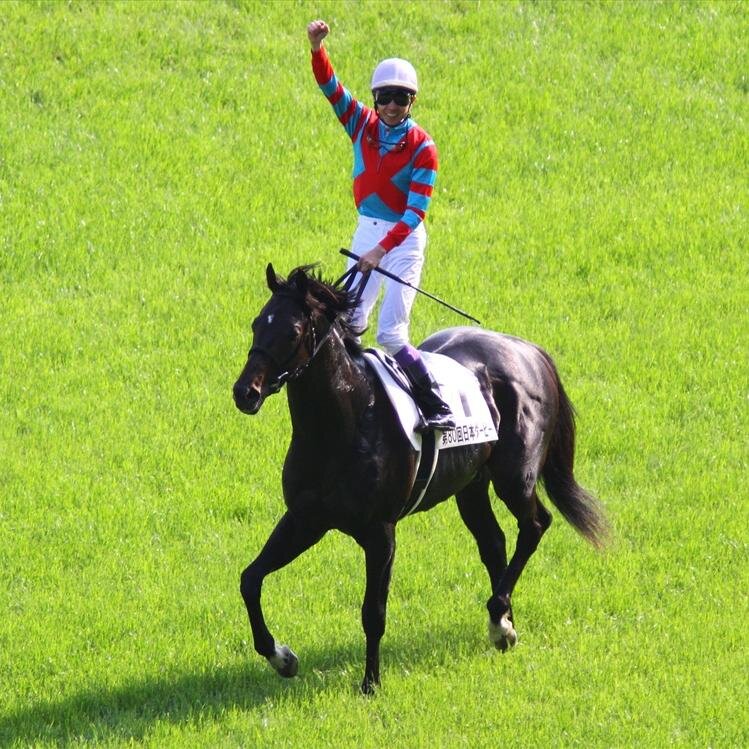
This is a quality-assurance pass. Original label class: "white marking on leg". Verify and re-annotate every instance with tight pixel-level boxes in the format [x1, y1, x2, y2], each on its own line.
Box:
[268, 644, 287, 671]
[500, 612, 518, 647]
[267, 642, 299, 677]
[488, 614, 518, 648]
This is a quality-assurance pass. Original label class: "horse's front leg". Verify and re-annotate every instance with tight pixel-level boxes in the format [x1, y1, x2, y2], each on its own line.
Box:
[240, 510, 327, 678]
[356, 521, 396, 695]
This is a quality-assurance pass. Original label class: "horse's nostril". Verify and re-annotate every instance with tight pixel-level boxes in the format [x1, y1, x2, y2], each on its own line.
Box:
[233, 379, 264, 414]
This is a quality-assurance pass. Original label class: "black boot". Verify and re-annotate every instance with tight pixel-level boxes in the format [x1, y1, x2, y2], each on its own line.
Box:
[403, 364, 456, 433]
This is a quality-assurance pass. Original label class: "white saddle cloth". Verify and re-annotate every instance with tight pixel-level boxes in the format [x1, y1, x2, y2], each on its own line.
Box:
[363, 349, 499, 451]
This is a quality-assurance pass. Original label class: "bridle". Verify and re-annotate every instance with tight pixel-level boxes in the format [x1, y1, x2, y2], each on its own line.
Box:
[247, 267, 370, 394]
[247, 292, 324, 393]
[248, 322, 316, 393]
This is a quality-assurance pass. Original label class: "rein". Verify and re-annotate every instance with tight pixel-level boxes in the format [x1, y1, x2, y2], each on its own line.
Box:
[250, 268, 370, 393]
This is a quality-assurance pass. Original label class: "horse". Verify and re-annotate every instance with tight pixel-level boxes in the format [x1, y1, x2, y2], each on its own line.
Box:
[232, 263, 608, 694]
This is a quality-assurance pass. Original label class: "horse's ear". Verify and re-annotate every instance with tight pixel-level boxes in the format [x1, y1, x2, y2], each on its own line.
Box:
[266, 263, 279, 292]
[292, 268, 308, 295]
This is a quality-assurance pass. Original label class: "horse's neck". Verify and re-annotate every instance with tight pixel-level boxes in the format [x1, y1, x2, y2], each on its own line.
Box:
[286, 335, 370, 441]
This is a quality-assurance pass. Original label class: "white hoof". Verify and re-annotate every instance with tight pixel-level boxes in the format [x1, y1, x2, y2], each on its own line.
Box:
[268, 643, 299, 678]
[488, 613, 518, 650]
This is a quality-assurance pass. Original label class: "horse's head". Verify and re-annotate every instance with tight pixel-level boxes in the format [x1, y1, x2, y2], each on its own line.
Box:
[233, 263, 356, 415]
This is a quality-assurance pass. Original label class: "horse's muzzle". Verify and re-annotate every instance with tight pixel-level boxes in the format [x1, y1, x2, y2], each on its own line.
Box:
[233, 380, 264, 415]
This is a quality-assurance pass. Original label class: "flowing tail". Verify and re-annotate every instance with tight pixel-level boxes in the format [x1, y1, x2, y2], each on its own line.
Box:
[540, 368, 610, 548]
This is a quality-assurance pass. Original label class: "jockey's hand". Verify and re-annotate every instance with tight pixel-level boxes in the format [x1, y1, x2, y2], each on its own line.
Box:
[357, 245, 386, 273]
[307, 20, 329, 50]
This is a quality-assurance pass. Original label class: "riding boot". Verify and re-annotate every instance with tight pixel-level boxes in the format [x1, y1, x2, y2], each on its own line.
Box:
[400, 359, 456, 433]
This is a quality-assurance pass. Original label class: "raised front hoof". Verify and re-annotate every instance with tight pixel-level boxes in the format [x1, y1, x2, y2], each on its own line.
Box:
[488, 613, 518, 652]
[268, 644, 299, 678]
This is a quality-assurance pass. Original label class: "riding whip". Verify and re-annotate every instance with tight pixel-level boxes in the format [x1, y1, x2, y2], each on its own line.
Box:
[339, 249, 482, 325]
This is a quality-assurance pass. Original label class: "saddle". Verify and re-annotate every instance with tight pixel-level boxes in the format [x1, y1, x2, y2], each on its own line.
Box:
[363, 348, 499, 517]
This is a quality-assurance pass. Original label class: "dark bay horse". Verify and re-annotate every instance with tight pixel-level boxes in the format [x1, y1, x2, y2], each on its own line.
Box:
[232, 264, 608, 693]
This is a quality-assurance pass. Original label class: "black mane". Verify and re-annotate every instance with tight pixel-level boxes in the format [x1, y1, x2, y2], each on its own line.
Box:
[281, 265, 363, 345]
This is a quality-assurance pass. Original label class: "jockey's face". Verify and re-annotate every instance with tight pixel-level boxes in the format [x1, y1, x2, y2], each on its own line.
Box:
[374, 88, 414, 127]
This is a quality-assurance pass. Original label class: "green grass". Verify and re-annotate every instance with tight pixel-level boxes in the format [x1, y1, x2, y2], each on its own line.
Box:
[1, 0, 747, 746]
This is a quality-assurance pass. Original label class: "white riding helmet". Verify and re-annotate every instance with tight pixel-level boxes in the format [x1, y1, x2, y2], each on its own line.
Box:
[371, 58, 418, 93]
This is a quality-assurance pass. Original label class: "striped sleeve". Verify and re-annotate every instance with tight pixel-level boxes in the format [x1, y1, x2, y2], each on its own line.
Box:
[311, 47, 367, 140]
[380, 138, 438, 252]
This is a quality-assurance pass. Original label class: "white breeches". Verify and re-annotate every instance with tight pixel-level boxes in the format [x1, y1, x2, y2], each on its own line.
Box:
[347, 215, 427, 354]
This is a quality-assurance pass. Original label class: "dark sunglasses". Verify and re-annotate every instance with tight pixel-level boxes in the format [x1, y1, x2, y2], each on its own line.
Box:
[375, 89, 413, 107]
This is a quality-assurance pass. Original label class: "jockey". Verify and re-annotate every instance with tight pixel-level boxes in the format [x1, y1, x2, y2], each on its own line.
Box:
[307, 19, 455, 432]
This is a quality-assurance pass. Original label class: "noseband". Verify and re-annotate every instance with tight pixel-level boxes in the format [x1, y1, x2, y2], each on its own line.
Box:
[248, 312, 322, 393]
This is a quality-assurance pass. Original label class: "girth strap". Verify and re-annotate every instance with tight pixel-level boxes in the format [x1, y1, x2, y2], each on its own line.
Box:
[399, 429, 439, 519]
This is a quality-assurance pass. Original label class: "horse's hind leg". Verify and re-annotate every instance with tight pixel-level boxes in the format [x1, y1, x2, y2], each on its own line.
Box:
[240, 511, 327, 678]
[456, 470, 508, 597]
[487, 475, 552, 651]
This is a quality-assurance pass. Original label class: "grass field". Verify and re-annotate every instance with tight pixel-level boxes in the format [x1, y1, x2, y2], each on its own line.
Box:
[1, 0, 747, 746]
